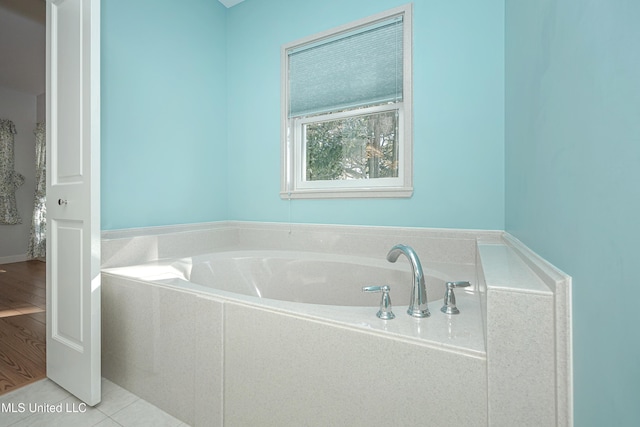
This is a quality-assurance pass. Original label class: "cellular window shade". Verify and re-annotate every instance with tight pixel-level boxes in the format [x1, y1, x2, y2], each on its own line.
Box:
[288, 15, 403, 118]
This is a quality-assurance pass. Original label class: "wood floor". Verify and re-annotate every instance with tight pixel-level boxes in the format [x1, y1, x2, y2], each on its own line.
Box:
[0, 260, 46, 395]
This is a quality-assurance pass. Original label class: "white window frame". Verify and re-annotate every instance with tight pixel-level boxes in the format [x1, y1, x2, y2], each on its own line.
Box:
[281, 4, 413, 199]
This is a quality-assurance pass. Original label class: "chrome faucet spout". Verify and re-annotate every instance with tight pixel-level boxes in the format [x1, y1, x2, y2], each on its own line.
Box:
[386, 244, 430, 318]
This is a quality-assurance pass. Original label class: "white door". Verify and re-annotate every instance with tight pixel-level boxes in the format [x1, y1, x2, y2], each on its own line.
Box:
[45, 0, 101, 406]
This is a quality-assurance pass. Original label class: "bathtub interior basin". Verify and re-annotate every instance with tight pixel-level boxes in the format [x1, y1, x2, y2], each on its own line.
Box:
[103, 250, 469, 307]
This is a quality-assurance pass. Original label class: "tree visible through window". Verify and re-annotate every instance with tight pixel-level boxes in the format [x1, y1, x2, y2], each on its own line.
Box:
[305, 110, 398, 181]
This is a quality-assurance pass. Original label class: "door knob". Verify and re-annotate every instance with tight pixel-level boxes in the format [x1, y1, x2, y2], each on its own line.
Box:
[58, 199, 68, 206]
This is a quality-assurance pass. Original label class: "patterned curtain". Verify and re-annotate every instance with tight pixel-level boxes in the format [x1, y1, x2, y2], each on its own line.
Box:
[28, 123, 46, 259]
[0, 119, 25, 225]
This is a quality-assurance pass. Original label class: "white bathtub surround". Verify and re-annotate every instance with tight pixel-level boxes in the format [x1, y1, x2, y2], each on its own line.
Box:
[481, 234, 573, 427]
[102, 221, 501, 269]
[101, 222, 238, 269]
[101, 221, 572, 426]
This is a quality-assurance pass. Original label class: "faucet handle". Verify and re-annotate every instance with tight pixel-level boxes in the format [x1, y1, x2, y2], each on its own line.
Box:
[362, 285, 395, 320]
[440, 281, 471, 315]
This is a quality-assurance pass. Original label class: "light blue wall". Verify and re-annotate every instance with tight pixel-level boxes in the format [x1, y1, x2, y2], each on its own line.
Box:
[101, 0, 228, 230]
[101, 0, 504, 231]
[226, 0, 505, 229]
[505, 0, 640, 425]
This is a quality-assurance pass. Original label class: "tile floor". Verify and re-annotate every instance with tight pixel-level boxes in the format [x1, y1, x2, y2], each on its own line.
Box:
[0, 378, 189, 427]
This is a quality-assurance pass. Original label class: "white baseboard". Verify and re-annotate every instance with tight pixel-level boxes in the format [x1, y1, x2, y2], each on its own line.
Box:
[0, 254, 29, 265]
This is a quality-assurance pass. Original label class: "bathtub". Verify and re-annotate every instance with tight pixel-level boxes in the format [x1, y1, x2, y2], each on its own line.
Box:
[102, 248, 485, 350]
[101, 222, 570, 426]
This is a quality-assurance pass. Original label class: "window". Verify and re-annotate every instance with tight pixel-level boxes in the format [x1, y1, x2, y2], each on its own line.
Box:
[281, 4, 413, 199]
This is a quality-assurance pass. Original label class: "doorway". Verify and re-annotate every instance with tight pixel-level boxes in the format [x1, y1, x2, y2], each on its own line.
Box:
[0, 0, 47, 395]
[1, 0, 101, 404]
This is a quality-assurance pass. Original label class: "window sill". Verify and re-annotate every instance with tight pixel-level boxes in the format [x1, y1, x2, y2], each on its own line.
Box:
[280, 187, 413, 199]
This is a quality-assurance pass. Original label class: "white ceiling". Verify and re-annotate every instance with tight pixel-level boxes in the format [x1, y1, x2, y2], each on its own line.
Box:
[219, 0, 245, 7]
[0, 0, 45, 96]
